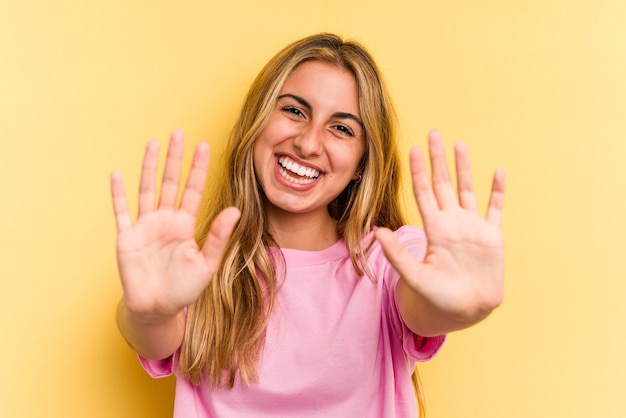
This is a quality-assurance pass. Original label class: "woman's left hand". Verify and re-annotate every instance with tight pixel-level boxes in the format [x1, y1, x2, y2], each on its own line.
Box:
[376, 130, 505, 335]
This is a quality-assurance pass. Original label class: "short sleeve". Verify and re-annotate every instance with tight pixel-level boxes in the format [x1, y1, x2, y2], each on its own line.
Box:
[139, 351, 177, 378]
[395, 295, 446, 361]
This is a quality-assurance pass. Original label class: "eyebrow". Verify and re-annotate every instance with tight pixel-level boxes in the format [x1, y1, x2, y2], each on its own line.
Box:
[277, 93, 365, 129]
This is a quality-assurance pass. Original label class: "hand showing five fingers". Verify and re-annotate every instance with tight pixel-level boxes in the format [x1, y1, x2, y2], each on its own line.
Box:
[111, 130, 240, 322]
[376, 130, 505, 332]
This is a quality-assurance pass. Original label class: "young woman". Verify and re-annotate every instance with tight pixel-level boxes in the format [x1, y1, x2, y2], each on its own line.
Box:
[111, 33, 505, 417]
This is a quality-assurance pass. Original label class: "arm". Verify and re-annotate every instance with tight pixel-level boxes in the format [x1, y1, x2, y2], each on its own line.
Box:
[116, 300, 186, 360]
[376, 130, 505, 337]
[111, 130, 240, 359]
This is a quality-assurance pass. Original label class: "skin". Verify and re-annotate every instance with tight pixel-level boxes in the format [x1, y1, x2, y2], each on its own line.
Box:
[253, 61, 366, 250]
[112, 132, 240, 359]
[378, 132, 505, 337]
[111, 67, 505, 360]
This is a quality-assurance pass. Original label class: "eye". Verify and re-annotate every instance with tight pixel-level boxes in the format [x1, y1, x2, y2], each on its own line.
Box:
[332, 124, 355, 137]
[281, 106, 305, 118]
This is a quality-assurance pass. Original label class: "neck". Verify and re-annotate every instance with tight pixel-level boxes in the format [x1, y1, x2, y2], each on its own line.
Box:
[266, 208, 339, 251]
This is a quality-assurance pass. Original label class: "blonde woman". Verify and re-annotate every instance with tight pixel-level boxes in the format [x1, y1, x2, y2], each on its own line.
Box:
[112, 33, 505, 417]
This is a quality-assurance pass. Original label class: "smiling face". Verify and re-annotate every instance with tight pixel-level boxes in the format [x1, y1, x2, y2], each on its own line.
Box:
[252, 60, 366, 236]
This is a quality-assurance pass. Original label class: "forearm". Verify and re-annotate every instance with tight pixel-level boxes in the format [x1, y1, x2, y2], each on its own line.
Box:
[116, 300, 186, 360]
[396, 279, 495, 337]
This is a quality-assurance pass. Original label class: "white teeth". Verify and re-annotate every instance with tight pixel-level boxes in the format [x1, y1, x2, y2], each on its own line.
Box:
[278, 156, 320, 179]
[279, 167, 316, 184]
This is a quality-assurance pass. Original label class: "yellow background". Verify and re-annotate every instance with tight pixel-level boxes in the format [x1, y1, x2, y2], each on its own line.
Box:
[1, 0, 625, 417]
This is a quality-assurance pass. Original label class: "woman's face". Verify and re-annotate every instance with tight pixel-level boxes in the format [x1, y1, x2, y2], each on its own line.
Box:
[253, 60, 366, 223]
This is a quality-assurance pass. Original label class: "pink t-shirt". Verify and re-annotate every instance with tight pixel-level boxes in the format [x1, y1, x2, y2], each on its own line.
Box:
[141, 225, 445, 417]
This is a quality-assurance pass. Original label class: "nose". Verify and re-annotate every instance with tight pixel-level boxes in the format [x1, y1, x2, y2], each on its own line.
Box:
[293, 125, 323, 157]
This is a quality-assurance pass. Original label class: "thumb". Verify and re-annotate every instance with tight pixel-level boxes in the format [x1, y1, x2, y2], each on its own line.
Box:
[375, 228, 420, 281]
[200, 207, 241, 266]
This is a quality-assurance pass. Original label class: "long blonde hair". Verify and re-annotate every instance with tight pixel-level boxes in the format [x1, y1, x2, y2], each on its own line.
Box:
[180, 32, 423, 414]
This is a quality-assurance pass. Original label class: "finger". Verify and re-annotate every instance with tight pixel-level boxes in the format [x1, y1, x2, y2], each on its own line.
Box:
[201, 207, 242, 267]
[179, 141, 210, 218]
[486, 168, 506, 226]
[158, 130, 185, 209]
[375, 228, 421, 281]
[111, 171, 132, 232]
[454, 142, 478, 212]
[410, 146, 437, 221]
[138, 140, 160, 216]
[428, 130, 457, 209]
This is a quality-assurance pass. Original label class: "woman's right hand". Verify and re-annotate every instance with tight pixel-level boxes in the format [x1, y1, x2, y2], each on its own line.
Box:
[111, 130, 240, 324]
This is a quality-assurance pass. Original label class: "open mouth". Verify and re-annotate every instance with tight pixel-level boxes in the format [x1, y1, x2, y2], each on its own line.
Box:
[277, 156, 321, 185]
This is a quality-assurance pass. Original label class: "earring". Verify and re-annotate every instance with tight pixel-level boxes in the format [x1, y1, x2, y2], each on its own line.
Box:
[353, 172, 362, 183]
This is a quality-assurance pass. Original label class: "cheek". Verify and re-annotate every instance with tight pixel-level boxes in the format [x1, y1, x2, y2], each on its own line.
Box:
[252, 129, 274, 163]
[256, 112, 293, 143]
[341, 142, 366, 172]
[252, 145, 272, 187]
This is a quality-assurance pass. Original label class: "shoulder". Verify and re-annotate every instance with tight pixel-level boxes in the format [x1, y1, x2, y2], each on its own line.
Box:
[367, 224, 426, 248]
[390, 224, 426, 244]
[365, 224, 427, 264]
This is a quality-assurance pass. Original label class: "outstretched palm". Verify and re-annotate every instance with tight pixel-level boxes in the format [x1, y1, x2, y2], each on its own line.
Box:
[377, 130, 505, 329]
[111, 130, 240, 321]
